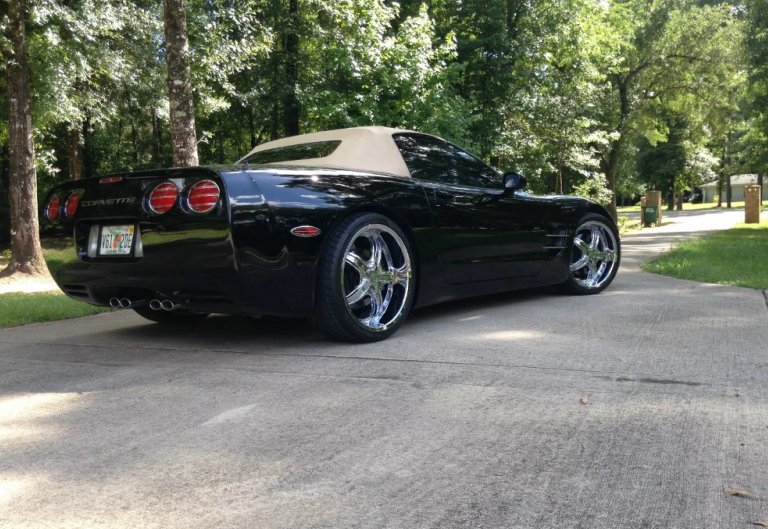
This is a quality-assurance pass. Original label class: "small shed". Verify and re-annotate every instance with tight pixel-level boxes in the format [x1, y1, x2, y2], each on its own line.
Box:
[701, 174, 765, 203]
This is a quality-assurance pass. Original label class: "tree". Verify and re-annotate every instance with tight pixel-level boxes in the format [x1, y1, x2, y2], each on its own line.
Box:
[164, 0, 198, 166]
[597, 0, 742, 218]
[744, 0, 768, 199]
[1, 0, 46, 276]
[637, 112, 688, 211]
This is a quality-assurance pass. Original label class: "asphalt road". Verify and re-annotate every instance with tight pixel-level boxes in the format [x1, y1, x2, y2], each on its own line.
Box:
[2, 209, 767, 529]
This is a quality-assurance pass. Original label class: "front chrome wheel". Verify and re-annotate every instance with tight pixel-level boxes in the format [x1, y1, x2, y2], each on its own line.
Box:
[559, 215, 620, 295]
[342, 224, 412, 332]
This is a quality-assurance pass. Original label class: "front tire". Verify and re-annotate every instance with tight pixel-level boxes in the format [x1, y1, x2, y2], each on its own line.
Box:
[314, 213, 415, 343]
[558, 213, 620, 295]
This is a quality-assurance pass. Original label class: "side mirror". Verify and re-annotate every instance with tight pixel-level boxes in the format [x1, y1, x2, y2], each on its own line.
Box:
[503, 172, 527, 192]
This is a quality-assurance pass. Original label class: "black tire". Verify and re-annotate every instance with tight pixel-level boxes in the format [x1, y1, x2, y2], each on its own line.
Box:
[314, 212, 416, 343]
[132, 306, 209, 324]
[558, 213, 620, 295]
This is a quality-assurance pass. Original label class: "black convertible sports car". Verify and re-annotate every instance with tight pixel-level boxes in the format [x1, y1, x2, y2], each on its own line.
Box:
[41, 126, 620, 342]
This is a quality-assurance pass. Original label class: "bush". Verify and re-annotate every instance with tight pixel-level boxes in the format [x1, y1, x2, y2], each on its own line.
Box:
[572, 174, 613, 206]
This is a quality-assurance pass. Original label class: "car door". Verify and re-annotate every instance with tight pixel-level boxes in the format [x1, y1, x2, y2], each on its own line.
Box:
[393, 133, 548, 284]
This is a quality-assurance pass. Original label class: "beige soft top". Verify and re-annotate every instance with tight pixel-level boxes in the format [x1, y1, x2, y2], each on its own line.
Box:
[237, 126, 414, 177]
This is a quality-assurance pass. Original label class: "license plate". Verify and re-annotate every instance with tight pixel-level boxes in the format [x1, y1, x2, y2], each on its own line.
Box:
[98, 225, 135, 256]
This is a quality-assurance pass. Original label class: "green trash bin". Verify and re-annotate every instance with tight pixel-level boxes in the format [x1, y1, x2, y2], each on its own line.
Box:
[642, 205, 658, 226]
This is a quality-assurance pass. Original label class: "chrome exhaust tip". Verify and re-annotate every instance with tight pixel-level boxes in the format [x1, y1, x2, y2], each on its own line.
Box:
[160, 300, 175, 311]
[119, 298, 132, 309]
[149, 299, 163, 311]
[109, 298, 122, 308]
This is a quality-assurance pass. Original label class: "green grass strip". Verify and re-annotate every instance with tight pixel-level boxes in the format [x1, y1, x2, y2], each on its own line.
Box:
[642, 221, 768, 289]
[0, 292, 110, 328]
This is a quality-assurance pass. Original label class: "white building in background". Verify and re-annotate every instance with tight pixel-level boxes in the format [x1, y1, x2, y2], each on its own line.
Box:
[701, 174, 765, 203]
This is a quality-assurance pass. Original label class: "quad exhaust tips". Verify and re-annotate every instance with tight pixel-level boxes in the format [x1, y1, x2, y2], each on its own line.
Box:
[109, 298, 149, 309]
[109, 298, 134, 309]
[109, 297, 178, 310]
[149, 299, 179, 311]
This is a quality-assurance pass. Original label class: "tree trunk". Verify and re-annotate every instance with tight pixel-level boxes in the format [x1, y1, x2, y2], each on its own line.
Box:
[0, 143, 7, 247]
[151, 108, 162, 166]
[163, 0, 199, 166]
[0, 143, 7, 206]
[216, 115, 225, 163]
[676, 192, 684, 211]
[1, 0, 46, 277]
[725, 130, 732, 209]
[283, 0, 300, 137]
[603, 142, 621, 220]
[131, 119, 138, 167]
[601, 76, 630, 221]
[666, 190, 675, 211]
[717, 171, 723, 208]
[247, 105, 256, 148]
[758, 173, 764, 203]
[82, 118, 94, 179]
[67, 124, 83, 180]
[114, 117, 124, 162]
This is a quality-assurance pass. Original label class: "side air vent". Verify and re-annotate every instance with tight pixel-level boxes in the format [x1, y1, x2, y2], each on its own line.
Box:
[545, 225, 568, 257]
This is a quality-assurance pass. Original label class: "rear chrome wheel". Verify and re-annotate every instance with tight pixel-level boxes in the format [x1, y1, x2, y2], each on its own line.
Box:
[559, 214, 620, 295]
[315, 213, 415, 342]
[342, 224, 412, 333]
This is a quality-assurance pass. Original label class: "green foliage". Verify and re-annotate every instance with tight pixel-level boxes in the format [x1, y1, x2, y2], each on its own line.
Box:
[572, 173, 614, 206]
[0, 0, 766, 248]
[636, 111, 689, 195]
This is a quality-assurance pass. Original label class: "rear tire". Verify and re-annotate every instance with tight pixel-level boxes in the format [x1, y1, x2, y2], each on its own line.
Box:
[314, 213, 415, 343]
[132, 306, 209, 324]
[558, 213, 620, 295]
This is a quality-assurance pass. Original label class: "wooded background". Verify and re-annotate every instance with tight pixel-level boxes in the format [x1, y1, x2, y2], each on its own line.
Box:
[1, 0, 766, 258]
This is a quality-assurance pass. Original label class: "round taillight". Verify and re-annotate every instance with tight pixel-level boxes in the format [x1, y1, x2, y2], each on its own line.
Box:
[147, 182, 178, 214]
[186, 180, 220, 213]
[46, 194, 61, 223]
[64, 192, 80, 219]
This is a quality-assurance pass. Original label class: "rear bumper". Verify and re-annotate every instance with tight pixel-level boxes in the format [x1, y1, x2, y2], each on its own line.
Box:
[45, 221, 316, 317]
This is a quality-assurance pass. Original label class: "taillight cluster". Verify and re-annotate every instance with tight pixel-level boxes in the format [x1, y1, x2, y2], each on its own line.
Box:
[186, 180, 220, 213]
[147, 183, 178, 214]
[64, 192, 79, 218]
[45, 195, 61, 223]
[145, 180, 221, 215]
[44, 192, 80, 224]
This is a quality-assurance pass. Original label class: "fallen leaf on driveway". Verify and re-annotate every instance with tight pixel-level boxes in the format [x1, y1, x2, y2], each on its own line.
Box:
[749, 521, 768, 527]
[724, 487, 753, 498]
[579, 396, 589, 405]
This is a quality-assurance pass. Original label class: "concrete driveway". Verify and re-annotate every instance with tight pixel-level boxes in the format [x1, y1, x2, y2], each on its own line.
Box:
[2, 209, 767, 529]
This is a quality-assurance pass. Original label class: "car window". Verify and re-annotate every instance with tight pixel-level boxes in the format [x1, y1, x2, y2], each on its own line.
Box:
[392, 133, 499, 188]
[243, 140, 341, 165]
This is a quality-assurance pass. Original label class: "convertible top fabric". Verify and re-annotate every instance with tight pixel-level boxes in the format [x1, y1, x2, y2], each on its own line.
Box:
[237, 126, 413, 177]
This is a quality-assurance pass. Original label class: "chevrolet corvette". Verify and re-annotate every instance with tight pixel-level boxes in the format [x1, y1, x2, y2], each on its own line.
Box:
[40, 126, 620, 342]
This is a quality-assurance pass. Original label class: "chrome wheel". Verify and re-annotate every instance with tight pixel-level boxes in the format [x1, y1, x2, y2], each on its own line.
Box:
[570, 220, 618, 290]
[341, 224, 412, 332]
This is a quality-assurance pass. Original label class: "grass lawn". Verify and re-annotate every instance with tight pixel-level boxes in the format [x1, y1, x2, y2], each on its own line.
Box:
[643, 220, 768, 289]
[0, 292, 109, 328]
[1, 245, 110, 328]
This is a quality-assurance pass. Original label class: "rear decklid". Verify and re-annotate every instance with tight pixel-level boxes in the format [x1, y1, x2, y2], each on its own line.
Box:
[42, 167, 229, 225]
[42, 167, 232, 257]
